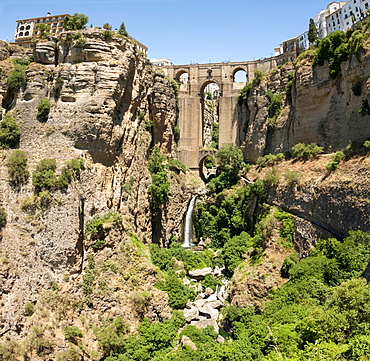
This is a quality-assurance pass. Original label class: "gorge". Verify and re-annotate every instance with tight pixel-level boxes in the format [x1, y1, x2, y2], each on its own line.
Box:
[0, 23, 369, 360]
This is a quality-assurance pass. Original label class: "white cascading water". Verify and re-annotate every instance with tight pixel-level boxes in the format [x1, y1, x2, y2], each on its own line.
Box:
[182, 196, 197, 248]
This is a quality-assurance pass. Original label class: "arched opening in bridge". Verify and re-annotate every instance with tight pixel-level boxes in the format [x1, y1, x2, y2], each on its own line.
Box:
[201, 81, 220, 149]
[175, 70, 189, 84]
[199, 154, 216, 181]
[233, 69, 248, 83]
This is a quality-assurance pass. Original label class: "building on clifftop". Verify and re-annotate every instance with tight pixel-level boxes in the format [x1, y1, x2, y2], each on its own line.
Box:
[14, 13, 70, 47]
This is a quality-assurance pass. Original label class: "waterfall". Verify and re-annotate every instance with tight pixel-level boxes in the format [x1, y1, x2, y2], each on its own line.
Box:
[183, 196, 197, 248]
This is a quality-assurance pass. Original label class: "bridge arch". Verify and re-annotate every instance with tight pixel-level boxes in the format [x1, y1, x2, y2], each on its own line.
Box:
[232, 67, 248, 82]
[200, 79, 221, 95]
[175, 69, 190, 83]
[198, 152, 216, 181]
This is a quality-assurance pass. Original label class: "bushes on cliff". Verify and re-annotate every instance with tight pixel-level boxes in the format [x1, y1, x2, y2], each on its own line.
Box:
[0, 113, 21, 149]
[326, 151, 345, 172]
[7, 63, 27, 90]
[7, 150, 29, 186]
[0, 206, 6, 233]
[292, 142, 324, 160]
[32, 158, 84, 193]
[208, 144, 246, 193]
[37, 98, 51, 122]
[266, 90, 284, 128]
[63, 13, 89, 30]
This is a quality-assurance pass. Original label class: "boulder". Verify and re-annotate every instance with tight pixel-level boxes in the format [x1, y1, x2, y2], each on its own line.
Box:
[199, 304, 219, 320]
[181, 336, 197, 350]
[191, 318, 219, 333]
[204, 287, 213, 296]
[34, 41, 55, 64]
[183, 305, 199, 322]
[188, 267, 213, 279]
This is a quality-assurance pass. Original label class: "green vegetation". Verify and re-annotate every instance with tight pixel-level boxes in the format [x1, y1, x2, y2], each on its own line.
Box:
[32, 158, 84, 194]
[148, 146, 170, 217]
[308, 18, 318, 44]
[173, 125, 180, 143]
[85, 212, 123, 250]
[291, 142, 324, 160]
[0, 206, 7, 232]
[103, 30, 113, 41]
[7, 150, 29, 186]
[52, 77, 64, 99]
[117, 21, 128, 36]
[35, 23, 51, 39]
[0, 113, 21, 149]
[24, 302, 35, 316]
[284, 169, 301, 185]
[211, 122, 219, 149]
[285, 71, 295, 103]
[64, 326, 83, 344]
[63, 13, 89, 30]
[266, 90, 284, 128]
[103, 23, 112, 30]
[313, 29, 366, 78]
[37, 98, 51, 122]
[326, 151, 346, 172]
[256, 153, 285, 169]
[208, 144, 246, 193]
[7, 59, 29, 90]
[238, 69, 265, 104]
[203, 155, 216, 169]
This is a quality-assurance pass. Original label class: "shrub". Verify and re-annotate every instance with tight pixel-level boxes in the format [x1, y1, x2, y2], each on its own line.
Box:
[63, 13, 89, 30]
[0, 113, 21, 149]
[7, 65, 27, 90]
[94, 316, 128, 355]
[203, 155, 216, 169]
[326, 151, 345, 172]
[266, 90, 284, 128]
[363, 140, 370, 150]
[117, 21, 128, 36]
[168, 158, 187, 173]
[264, 166, 280, 186]
[85, 212, 122, 249]
[156, 275, 195, 309]
[25, 302, 35, 315]
[64, 326, 83, 344]
[256, 153, 284, 169]
[173, 126, 180, 143]
[292, 142, 324, 160]
[102, 30, 113, 41]
[37, 98, 51, 122]
[52, 77, 64, 99]
[32, 159, 57, 193]
[55, 158, 84, 189]
[56, 348, 80, 361]
[0, 207, 8, 230]
[211, 122, 219, 149]
[284, 170, 301, 185]
[7, 150, 29, 186]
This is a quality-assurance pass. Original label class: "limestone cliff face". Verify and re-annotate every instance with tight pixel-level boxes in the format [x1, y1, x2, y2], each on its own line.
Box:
[241, 50, 370, 161]
[0, 30, 191, 356]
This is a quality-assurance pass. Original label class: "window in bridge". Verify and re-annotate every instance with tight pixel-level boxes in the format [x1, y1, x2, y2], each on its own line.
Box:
[202, 82, 219, 149]
[233, 69, 247, 83]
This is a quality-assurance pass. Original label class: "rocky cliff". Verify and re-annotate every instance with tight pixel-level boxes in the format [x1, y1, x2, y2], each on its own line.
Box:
[0, 30, 198, 359]
[241, 49, 370, 161]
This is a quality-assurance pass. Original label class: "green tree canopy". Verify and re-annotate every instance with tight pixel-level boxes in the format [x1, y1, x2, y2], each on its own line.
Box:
[308, 18, 318, 44]
[118, 21, 128, 36]
[63, 13, 89, 31]
[35, 23, 51, 39]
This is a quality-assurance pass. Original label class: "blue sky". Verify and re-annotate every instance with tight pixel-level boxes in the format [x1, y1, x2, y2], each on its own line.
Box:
[0, 0, 328, 65]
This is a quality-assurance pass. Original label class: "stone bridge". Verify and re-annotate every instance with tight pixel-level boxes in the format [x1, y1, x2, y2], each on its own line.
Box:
[163, 58, 277, 171]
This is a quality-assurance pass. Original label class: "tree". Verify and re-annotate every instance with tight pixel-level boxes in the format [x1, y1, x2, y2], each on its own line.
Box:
[63, 13, 89, 31]
[308, 18, 318, 45]
[7, 150, 29, 186]
[103, 23, 112, 30]
[118, 21, 128, 36]
[0, 113, 21, 149]
[35, 23, 51, 39]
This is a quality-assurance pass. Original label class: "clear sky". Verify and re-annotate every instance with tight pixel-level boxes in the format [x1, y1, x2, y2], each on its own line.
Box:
[0, 0, 329, 65]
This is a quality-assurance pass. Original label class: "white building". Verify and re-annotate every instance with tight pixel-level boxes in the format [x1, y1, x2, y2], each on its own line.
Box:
[150, 58, 173, 66]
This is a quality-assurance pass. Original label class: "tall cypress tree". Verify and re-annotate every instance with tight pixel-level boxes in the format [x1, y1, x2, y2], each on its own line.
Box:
[308, 18, 318, 44]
